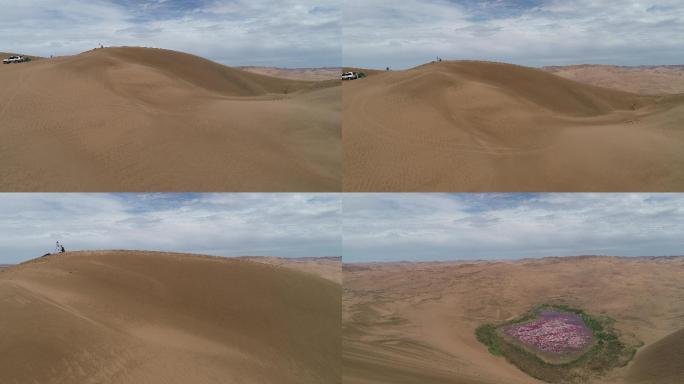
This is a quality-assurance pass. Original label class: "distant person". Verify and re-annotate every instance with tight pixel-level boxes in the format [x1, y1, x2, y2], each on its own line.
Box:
[55, 241, 61, 253]
[60, 245, 65, 253]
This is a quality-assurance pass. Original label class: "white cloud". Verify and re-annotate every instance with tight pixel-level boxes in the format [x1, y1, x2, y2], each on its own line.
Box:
[0, 193, 342, 263]
[342, 193, 684, 262]
[0, 0, 340, 67]
[343, 0, 684, 68]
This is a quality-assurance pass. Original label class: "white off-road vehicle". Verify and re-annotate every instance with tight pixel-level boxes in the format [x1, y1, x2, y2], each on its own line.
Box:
[342, 72, 358, 80]
[2, 55, 30, 64]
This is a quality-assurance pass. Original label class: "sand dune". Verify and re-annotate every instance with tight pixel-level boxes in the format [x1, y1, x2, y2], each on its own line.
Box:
[239, 67, 342, 81]
[544, 65, 684, 95]
[0, 47, 341, 191]
[0, 250, 341, 383]
[238, 256, 342, 284]
[343, 61, 684, 191]
[343, 256, 684, 384]
[625, 328, 684, 384]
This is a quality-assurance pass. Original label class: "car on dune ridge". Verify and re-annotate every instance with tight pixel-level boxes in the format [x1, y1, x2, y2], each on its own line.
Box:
[3, 55, 31, 64]
[342, 71, 366, 80]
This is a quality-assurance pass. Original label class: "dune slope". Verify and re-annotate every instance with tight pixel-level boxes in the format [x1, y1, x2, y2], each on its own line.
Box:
[343, 61, 684, 191]
[343, 257, 684, 384]
[0, 47, 341, 191]
[0, 251, 341, 384]
[625, 328, 684, 384]
[238, 256, 342, 284]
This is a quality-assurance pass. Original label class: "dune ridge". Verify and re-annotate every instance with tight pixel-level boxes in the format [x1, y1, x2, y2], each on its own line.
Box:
[343, 256, 684, 384]
[343, 60, 684, 191]
[0, 250, 341, 384]
[0, 47, 341, 191]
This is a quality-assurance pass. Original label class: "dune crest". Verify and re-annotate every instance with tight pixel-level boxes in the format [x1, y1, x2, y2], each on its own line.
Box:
[0, 250, 341, 384]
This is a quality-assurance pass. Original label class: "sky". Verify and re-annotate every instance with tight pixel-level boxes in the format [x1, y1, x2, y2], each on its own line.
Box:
[343, 0, 684, 69]
[343, 193, 684, 263]
[0, 193, 341, 264]
[0, 0, 340, 67]
[3, 193, 683, 264]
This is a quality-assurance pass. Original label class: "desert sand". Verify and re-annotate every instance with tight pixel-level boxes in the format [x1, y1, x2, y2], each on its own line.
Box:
[238, 256, 342, 284]
[544, 65, 684, 95]
[0, 250, 341, 384]
[624, 327, 684, 384]
[343, 256, 684, 384]
[239, 67, 341, 81]
[343, 61, 684, 192]
[0, 47, 341, 191]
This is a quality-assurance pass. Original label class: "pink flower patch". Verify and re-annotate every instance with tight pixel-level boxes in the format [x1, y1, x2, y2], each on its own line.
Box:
[504, 311, 593, 354]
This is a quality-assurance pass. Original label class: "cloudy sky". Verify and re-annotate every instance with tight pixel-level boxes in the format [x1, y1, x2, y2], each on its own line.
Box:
[0, 193, 341, 264]
[343, 193, 684, 263]
[0, 0, 340, 67]
[343, 0, 684, 69]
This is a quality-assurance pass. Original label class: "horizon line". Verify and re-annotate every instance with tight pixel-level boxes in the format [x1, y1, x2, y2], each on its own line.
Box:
[343, 254, 684, 265]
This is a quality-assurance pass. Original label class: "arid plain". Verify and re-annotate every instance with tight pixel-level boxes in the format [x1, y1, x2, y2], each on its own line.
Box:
[543, 65, 684, 95]
[0, 48, 341, 191]
[343, 61, 684, 192]
[343, 256, 684, 384]
[0, 251, 341, 384]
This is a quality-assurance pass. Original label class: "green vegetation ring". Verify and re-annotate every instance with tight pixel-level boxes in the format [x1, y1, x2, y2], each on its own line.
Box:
[475, 304, 640, 383]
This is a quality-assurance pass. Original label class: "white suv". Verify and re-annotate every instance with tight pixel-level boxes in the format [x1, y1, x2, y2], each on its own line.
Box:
[342, 72, 358, 80]
[2, 55, 30, 64]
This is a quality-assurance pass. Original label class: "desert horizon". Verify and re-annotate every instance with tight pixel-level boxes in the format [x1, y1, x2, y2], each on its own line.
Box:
[342, 254, 684, 265]
[345, 61, 684, 94]
[2, 249, 342, 279]
[2, 49, 343, 80]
